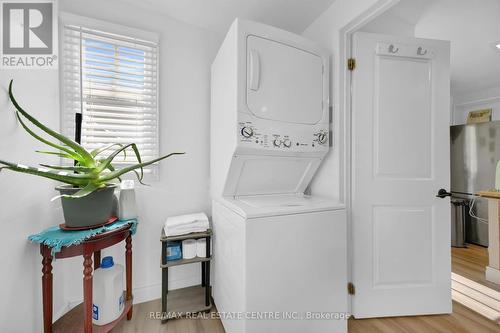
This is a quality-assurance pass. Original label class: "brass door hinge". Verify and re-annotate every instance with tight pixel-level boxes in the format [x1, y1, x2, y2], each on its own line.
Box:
[347, 58, 356, 71]
[348, 282, 355, 295]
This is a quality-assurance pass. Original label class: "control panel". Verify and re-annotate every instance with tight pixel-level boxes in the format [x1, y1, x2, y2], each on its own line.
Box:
[238, 121, 329, 152]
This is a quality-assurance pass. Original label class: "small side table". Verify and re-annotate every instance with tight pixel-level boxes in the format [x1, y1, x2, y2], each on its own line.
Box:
[160, 229, 212, 322]
[40, 224, 133, 333]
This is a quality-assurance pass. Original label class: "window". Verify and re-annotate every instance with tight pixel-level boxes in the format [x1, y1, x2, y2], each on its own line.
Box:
[60, 15, 159, 177]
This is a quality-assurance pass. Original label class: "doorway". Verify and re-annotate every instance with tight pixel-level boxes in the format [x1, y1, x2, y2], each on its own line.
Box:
[345, 0, 500, 322]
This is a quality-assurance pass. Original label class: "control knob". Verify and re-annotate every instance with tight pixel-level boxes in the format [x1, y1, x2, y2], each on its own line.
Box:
[273, 139, 282, 147]
[241, 126, 254, 138]
[283, 139, 292, 148]
[317, 132, 328, 145]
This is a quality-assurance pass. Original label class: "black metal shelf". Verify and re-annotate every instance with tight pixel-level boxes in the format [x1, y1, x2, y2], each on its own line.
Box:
[160, 227, 212, 323]
[161, 256, 211, 268]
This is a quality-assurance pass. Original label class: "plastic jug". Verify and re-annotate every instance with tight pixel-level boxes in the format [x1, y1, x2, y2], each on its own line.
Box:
[92, 256, 125, 325]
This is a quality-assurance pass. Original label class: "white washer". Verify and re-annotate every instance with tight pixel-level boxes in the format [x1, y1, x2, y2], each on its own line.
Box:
[211, 19, 347, 333]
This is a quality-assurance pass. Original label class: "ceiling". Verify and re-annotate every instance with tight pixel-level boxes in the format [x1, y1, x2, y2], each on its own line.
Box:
[382, 0, 500, 97]
[415, 0, 500, 96]
[119, 0, 336, 35]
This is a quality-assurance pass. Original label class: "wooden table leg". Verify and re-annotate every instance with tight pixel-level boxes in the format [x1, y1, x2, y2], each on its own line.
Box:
[41, 246, 53, 333]
[126, 234, 133, 320]
[94, 250, 101, 270]
[83, 251, 93, 333]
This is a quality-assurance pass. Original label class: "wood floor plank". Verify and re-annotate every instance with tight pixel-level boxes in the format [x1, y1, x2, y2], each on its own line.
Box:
[349, 302, 499, 333]
[91, 243, 500, 332]
[109, 298, 499, 332]
[452, 244, 500, 293]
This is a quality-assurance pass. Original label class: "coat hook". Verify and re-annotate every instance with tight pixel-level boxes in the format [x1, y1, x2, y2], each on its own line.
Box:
[388, 44, 399, 53]
[417, 47, 428, 56]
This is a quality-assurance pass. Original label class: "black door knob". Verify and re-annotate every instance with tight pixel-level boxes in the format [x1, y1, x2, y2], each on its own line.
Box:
[436, 189, 451, 198]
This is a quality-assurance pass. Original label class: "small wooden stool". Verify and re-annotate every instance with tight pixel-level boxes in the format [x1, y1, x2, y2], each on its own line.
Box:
[40, 224, 133, 333]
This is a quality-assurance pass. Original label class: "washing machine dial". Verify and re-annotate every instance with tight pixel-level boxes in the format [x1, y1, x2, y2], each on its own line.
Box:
[241, 126, 254, 138]
[283, 139, 292, 148]
[273, 139, 282, 147]
[317, 132, 328, 145]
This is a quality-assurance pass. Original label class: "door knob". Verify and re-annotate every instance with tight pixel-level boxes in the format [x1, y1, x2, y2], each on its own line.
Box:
[436, 189, 451, 198]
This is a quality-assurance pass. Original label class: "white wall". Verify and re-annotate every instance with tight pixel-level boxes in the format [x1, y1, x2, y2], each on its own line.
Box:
[58, 0, 222, 311]
[0, 1, 222, 331]
[302, 0, 387, 201]
[452, 85, 500, 125]
[0, 73, 65, 332]
[360, 11, 414, 37]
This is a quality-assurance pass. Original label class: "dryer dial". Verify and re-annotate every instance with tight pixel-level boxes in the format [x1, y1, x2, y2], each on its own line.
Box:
[241, 126, 254, 138]
[317, 132, 328, 145]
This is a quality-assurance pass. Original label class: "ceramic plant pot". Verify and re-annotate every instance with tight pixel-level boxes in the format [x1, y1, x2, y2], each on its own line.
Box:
[56, 184, 117, 228]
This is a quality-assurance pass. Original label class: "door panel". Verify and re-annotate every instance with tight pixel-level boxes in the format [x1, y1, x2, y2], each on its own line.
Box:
[373, 206, 434, 287]
[375, 56, 432, 179]
[246, 35, 324, 124]
[351, 32, 451, 318]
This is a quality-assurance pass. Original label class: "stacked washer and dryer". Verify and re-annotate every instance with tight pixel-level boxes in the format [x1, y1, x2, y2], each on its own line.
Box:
[210, 19, 347, 333]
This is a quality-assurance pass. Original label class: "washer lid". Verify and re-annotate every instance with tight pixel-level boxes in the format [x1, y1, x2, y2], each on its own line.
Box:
[219, 194, 345, 219]
[246, 35, 324, 125]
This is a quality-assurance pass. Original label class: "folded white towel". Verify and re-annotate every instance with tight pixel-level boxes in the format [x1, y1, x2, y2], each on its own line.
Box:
[164, 212, 209, 236]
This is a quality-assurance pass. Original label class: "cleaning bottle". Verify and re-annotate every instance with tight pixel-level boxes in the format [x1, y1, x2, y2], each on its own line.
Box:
[92, 256, 125, 325]
[118, 180, 138, 220]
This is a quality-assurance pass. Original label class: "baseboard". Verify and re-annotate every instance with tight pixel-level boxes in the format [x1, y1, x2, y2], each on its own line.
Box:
[56, 275, 201, 322]
[451, 272, 500, 323]
[486, 267, 500, 285]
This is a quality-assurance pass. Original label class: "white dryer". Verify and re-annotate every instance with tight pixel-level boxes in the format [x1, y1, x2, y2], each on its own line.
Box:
[210, 19, 347, 333]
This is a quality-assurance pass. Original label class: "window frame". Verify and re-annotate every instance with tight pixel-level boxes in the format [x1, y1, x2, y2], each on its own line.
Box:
[59, 12, 161, 180]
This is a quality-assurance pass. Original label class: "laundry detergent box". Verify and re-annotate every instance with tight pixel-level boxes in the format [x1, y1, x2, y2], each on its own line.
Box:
[166, 241, 182, 261]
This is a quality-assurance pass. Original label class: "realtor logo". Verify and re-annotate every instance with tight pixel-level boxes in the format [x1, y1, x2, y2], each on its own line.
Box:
[0, 0, 57, 68]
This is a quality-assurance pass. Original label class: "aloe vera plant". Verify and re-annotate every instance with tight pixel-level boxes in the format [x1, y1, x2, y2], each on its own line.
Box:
[0, 80, 184, 199]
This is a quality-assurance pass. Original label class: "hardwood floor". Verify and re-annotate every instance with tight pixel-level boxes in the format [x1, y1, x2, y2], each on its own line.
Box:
[349, 302, 500, 333]
[108, 244, 500, 332]
[452, 243, 500, 293]
[109, 299, 499, 333]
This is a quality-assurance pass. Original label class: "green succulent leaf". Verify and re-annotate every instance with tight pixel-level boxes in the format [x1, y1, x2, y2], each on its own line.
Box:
[99, 152, 185, 182]
[36, 150, 77, 160]
[91, 143, 126, 159]
[15, 112, 83, 163]
[51, 183, 102, 201]
[0, 159, 93, 186]
[106, 163, 122, 182]
[39, 163, 95, 173]
[8, 80, 95, 167]
[2, 80, 183, 198]
[96, 143, 144, 182]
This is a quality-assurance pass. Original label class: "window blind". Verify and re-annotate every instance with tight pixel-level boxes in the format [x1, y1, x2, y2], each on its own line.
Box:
[61, 23, 159, 176]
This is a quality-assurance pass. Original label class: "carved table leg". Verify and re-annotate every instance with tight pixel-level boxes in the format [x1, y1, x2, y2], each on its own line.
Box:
[126, 234, 133, 320]
[41, 246, 53, 333]
[94, 250, 101, 270]
[83, 252, 93, 333]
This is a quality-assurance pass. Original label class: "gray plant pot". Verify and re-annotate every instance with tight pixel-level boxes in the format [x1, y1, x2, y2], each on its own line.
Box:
[56, 184, 117, 228]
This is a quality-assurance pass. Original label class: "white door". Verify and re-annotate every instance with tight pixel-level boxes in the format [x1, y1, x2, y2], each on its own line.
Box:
[246, 36, 325, 124]
[351, 32, 451, 318]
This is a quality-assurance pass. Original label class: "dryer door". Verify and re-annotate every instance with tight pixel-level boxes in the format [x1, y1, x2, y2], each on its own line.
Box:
[246, 35, 325, 125]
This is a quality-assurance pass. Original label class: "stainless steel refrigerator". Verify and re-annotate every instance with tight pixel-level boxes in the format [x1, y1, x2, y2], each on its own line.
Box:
[450, 120, 500, 246]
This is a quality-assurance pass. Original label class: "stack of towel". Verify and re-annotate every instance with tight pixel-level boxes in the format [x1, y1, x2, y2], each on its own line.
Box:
[164, 212, 209, 236]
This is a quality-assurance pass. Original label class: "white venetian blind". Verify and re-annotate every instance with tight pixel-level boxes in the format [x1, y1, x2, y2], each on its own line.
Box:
[61, 22, 159, 175]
